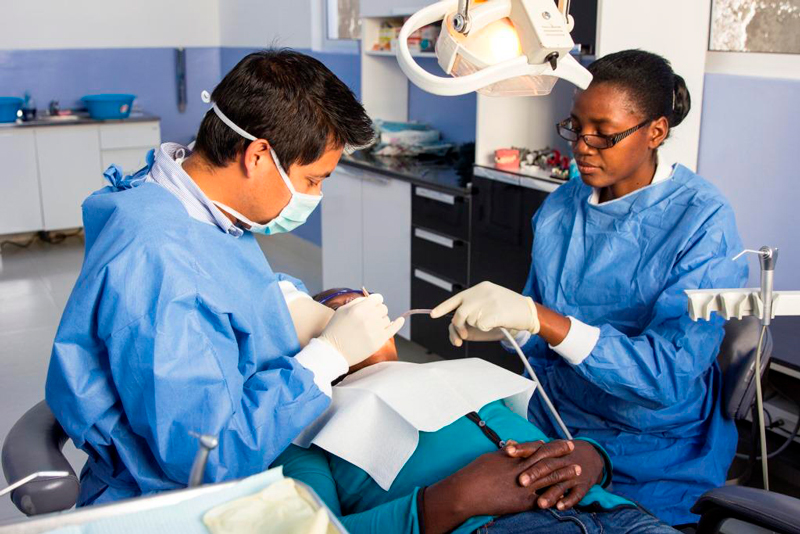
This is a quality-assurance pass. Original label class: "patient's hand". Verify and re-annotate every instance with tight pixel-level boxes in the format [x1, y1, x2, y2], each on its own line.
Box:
[504, 439, 605, 511]
[422, 449, 545, 534]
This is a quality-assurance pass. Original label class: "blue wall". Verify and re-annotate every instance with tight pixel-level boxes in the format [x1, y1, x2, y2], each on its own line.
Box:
[1, 46, 476, 248]
[0, 48, 221, 145]
[407, 57, 477, 145]
[697, 73, 800, 290]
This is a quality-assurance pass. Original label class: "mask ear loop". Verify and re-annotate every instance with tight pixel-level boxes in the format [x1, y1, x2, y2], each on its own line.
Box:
[201, 89, 295, 191]
[201, 90, 258, 142]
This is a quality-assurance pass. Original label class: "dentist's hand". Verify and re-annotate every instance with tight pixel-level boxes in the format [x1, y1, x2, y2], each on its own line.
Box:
[317, 293, 405, 367]
[432, 282, 540, 340]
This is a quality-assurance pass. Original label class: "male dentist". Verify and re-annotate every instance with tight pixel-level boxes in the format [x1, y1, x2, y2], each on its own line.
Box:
[46, 49, 402, 505]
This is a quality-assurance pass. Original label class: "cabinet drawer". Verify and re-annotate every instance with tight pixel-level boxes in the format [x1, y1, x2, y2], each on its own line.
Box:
[99, 121, 160, 150]
[412, 186, 469, 240]
[411, 268, 466, 361]
[412, 226, 468, 285]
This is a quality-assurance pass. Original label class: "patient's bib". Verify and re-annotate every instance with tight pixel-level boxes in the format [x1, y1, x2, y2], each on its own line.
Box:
[293, 358, 536, 490]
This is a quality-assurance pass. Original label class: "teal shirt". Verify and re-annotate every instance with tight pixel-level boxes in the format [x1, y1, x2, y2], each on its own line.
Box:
[274, 401, 634, 533]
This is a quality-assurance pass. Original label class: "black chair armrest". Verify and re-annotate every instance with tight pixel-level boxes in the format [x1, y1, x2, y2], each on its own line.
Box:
[692, 486, 800, 534]
[1, 401, 80, 515]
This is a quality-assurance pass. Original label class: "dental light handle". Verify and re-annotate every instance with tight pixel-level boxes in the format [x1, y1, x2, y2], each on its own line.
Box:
[456, 0, 572, 34]
[397, 0, 592, 97]
[500, 328, 573, 441]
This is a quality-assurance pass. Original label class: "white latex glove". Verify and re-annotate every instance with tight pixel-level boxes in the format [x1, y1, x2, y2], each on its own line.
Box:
[317, 293, 405, 367]
[431, 281, 540, 337]
[287, 297, 335, 347]
[447, 323, 507, 347]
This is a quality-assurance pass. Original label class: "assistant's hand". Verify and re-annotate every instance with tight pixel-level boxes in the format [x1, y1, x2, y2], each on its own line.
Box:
[431, 281, 540, 336]
[317, 293, 404, 367]
[447, 323, 508, 347]
[504, 439, 605, 511]
[422, 450, 543, 534]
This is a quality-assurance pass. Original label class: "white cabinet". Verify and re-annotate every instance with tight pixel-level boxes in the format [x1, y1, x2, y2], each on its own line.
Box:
[36, 125, 103, 231]
[362, 173, 411, 338]
[322, 164, 412, 339]
[0, 130, 43, 234]
[99, 121, 161, 175]
[322, 165, 364, 290]
[0, 120, 161, 236]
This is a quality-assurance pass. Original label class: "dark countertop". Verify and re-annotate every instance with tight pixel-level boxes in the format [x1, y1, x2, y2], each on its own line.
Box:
[0, 112, 160, 129]
[340, 150, 473, 196]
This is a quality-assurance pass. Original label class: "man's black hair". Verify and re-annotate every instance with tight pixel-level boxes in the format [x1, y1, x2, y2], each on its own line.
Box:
[588, 49, 691, 130]
[194, 49, 375, 169]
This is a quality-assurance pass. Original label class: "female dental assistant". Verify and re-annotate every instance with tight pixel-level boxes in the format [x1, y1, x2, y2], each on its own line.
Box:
[45, 50, 402, 506]
[432, 50, 748, 526]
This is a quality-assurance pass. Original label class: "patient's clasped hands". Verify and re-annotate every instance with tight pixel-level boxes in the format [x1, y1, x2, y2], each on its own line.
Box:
[421, 439, 605, 534]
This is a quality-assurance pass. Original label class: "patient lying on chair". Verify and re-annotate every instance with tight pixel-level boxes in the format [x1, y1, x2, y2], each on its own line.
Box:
[275, 288, 679, 534]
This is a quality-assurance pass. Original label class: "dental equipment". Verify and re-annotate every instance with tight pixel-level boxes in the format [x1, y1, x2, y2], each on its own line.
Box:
[0, 471, 70, 499]
[399, 308, 435, 320]
[404, 310, 573, 440]
[686, 246, 799, 491]
[188, 431, 219, 488]
[396, 0, 592, 97]
[500, 327, 572, 440]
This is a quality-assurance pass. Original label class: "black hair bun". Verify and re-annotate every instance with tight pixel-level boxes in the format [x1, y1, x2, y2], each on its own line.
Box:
[670, 74, 691, 128]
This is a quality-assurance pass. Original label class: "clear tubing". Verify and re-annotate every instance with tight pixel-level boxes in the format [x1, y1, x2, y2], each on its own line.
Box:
[500, 328, 573, 440]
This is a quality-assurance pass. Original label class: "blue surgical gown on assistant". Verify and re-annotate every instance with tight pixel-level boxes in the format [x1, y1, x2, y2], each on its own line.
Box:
[521, 164, 747, 525]
[45, 181, 330, 505]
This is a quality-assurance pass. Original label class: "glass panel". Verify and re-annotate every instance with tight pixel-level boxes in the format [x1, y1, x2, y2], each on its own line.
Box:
[328, 0, 361, 40]
[710, 0, 800, 53]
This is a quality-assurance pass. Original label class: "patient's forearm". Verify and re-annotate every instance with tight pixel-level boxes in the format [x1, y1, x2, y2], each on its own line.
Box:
[288, 297, 335, 347]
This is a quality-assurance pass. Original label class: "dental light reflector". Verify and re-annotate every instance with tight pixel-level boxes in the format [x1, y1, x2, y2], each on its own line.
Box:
[397, 0, 592, 97]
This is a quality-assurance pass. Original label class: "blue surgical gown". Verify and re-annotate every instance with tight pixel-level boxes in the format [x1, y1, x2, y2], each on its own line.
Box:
[45, 181, 330, 505]
[520, 164, 747, 525]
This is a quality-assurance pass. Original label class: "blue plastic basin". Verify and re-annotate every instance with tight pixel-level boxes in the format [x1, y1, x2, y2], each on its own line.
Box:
[82, 94, 136, 120]
[0, 97, 23, 123]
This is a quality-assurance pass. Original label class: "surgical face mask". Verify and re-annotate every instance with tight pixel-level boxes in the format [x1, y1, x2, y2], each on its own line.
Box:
[201, 90, 323, 235]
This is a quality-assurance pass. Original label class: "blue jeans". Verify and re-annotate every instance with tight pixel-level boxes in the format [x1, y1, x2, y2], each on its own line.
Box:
[477, 507, 679, 534]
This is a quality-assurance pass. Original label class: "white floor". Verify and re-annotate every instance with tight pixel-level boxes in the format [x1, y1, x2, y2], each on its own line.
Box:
[0, 232, 438, 525]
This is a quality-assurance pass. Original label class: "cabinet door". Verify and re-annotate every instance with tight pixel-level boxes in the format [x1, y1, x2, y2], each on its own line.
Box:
[322, 165, 364, 290]
[36, 126, 102, 231]
[362, 174, 411, 339]
[0, 129, 44, 234]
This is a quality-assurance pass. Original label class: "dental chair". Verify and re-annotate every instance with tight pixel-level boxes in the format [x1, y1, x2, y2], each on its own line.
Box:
[2, 317, 799, 533]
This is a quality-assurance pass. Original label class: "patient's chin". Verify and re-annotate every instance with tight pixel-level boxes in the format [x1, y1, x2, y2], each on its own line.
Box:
[348, 344, 398, 374]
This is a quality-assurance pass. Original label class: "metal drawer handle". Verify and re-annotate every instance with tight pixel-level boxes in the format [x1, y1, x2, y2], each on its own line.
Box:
[414, 228, 456, 249]
[414, 269, 454, 293]
[415, 187, 456, 205]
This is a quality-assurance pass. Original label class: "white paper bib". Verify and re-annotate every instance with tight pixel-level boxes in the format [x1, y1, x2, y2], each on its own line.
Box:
[293, 358, 536, 490]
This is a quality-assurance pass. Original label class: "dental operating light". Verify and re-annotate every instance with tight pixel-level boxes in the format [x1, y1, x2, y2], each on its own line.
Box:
[397, 0, 592, 97]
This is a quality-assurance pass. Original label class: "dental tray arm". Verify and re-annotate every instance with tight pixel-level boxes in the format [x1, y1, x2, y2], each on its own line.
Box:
[685, 289, 800, 322]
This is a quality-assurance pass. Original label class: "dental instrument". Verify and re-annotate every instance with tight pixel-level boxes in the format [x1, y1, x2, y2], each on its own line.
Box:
[396, 0, 592, 97]
[404, 310, 574, 440]
[686, 245, 800, 491]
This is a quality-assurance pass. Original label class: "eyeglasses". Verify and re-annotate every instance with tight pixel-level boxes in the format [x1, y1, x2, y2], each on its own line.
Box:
[555, 118, 651, 150]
